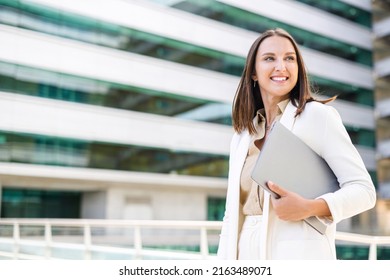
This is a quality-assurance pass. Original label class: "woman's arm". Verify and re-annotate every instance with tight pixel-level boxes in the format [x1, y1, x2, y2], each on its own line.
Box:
[316, 107, 376, 223]
[268, 105, 376, 223]
[267, 181, 331, 221]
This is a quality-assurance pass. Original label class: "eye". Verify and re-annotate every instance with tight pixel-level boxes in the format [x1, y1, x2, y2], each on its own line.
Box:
[285, 56, 296, 61]
[264, 56, 274, 61]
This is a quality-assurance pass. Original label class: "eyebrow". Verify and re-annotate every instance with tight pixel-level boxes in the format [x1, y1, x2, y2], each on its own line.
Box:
[260, 52, 296, 56]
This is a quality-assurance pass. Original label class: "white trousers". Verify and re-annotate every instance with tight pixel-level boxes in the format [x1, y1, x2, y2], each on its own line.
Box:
[237, 215, 263, 260]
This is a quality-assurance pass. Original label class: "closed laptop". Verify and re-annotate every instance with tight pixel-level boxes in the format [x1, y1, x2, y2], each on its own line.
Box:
[251, 121, 339, 234]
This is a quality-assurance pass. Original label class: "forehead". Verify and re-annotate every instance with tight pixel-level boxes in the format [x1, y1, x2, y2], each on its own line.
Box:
[258, 36, 296, 54]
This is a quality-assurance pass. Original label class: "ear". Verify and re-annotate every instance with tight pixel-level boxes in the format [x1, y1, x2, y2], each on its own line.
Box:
[252, 74, 257, 82]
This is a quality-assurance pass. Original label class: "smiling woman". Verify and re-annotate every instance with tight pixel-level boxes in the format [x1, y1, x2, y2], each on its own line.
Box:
[217, 28, 376, 260]
[254, 36, 298, 99]
[253, 36, 298, 133]
[232, 29, 336, 136]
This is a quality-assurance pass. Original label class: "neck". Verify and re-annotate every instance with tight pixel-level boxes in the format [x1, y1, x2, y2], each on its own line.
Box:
[261, 95, 288, 127]
[264, 101, 281, 128]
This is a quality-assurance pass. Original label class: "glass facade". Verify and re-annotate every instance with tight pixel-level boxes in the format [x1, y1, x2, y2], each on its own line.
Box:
[295, 0, 372, 27]
[311, 75, 374, 106]
[337, 245, 390, 260]
[147, 0, 372, 66]
[0, 61, 374, 148]
[1, 188, 81, 218]
[373, 0, 390, 208]
[0, 1, 244, 76]
[0, 131, 229, 177]
[0, 0, 376, 143]
[345, 125, 376, 148]
[0, 0, 381, 256]
[207, 197, 226, 221]
[0, 61, 232, 125]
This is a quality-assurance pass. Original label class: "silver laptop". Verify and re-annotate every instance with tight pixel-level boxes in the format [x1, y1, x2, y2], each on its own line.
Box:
[251, 121, 339, 234]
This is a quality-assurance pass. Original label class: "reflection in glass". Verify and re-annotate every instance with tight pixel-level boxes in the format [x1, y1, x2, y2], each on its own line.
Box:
[146, 0, 372, 66]
[0, 131, 229, 178]
[1, 188, 81, 218]
[0, 2, 244, 76]
[0, 61, 373, 115]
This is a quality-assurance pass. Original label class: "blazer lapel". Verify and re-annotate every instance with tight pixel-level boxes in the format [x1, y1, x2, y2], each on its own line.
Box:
[260, 101, 296, 259]
[280, 101, 297, 131]
[236, 131, 251, 166]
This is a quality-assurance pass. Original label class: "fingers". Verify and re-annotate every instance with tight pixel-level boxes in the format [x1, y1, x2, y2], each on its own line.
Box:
[267, 181, 286, 197]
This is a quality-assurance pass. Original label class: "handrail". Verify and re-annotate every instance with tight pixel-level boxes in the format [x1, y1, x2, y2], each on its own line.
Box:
[335, 231, 390, 260]
[0, 218, 389, 260]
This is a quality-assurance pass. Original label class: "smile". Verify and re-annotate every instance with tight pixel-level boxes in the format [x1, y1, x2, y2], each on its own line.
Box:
[271, 77, 288, 81]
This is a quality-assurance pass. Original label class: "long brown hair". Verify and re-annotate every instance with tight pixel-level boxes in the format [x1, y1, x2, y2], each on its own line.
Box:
[232, 28, 335, 134]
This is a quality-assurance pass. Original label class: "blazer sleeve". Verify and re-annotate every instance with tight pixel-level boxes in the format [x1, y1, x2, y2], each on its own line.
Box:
[317, 106, 376, 224]
[217, 209, 229, 259]
[217, 132, 239, 259]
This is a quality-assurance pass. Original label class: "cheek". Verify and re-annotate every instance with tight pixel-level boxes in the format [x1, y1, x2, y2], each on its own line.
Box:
[290, 66, 298, 81]
[292, 73, 298, 84]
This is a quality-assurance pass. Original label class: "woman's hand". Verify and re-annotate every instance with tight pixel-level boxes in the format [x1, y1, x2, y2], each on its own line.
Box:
[267, 181, 331, 221]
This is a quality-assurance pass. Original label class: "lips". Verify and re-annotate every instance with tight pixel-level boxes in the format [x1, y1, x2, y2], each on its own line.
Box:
[271, 76, 288, 81]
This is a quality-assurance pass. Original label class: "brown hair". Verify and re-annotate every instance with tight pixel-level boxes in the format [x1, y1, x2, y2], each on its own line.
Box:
[232, 28, 335, 134]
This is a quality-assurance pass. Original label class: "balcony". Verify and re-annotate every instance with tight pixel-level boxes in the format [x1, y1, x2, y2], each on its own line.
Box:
[374, 17, 390, 39]
[378, 138, 390, 158]
[376, 98, 390, 119]
[0, 218, 389, 260]
[375, 57, 390, 79]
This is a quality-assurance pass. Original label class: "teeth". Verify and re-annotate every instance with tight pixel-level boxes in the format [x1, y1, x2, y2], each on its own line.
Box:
[272, 77, 287, 81]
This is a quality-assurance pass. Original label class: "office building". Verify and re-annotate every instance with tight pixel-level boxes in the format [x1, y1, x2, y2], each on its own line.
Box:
[373, 0, 390, 233]
[0, 0, 387, 240]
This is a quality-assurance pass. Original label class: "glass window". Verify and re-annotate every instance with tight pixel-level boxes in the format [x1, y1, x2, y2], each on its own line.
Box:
[0, 63, 374, 142]
[146, 0, 372, 66]
[295, 0, 372, 27]
[0, 62, 232, 125]
[0, 0, 371, 72]
[1, 188, 81, 218]
[336, 245, 369, 260]
[0, 131, 229, 178]
[0, 62, 373, 130]
[207, 197, 226, 221]
[311, 76, 374, 106]
[345, 126, 376, 148]
[0, 1, 244, 76]
[369, 171, 378, 189]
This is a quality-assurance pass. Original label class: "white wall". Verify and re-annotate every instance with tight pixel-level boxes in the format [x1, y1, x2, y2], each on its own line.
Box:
[104, 187, 212, 221]
[81, 191, 107, 219]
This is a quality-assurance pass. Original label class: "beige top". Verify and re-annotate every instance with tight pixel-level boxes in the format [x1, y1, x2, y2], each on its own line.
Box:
[240, 99, 290, 216]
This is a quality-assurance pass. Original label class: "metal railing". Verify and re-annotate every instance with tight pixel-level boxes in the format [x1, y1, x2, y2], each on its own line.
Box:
[0, 219, 389, 260]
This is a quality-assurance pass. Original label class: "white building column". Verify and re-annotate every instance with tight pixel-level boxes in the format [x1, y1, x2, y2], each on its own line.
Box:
[81, 191, 107, 219]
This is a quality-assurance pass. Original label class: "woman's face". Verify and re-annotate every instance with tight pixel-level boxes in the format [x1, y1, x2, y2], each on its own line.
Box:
[253, 36, 298, 101]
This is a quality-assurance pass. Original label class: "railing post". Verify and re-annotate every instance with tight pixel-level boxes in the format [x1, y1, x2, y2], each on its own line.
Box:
[13, 222, 20, 260]
[368, 242, 377, 260]
[134, 226, 142, 260]
[44, 222, 52, 259]
[84, 224, 92, 260]
[200, 227, 209, 259]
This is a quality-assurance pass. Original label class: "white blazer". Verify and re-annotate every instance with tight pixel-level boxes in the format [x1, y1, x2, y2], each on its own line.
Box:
[217, 101, 376, 260]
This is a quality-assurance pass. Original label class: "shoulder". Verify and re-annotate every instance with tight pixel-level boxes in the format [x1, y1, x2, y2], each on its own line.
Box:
[293, 101, 344, 137]
[300, 101, 341, 123]
[230, 130, 245, 146]
[293, 101, 344, 155]
[304, 100, 337, 115]
[230, 129, 250, 152]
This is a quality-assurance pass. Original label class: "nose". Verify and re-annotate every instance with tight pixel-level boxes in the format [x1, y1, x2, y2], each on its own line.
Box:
[275, 59, 286, 71]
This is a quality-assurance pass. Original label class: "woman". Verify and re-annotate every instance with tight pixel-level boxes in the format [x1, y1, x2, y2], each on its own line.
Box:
[217, 28, 376, 260]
